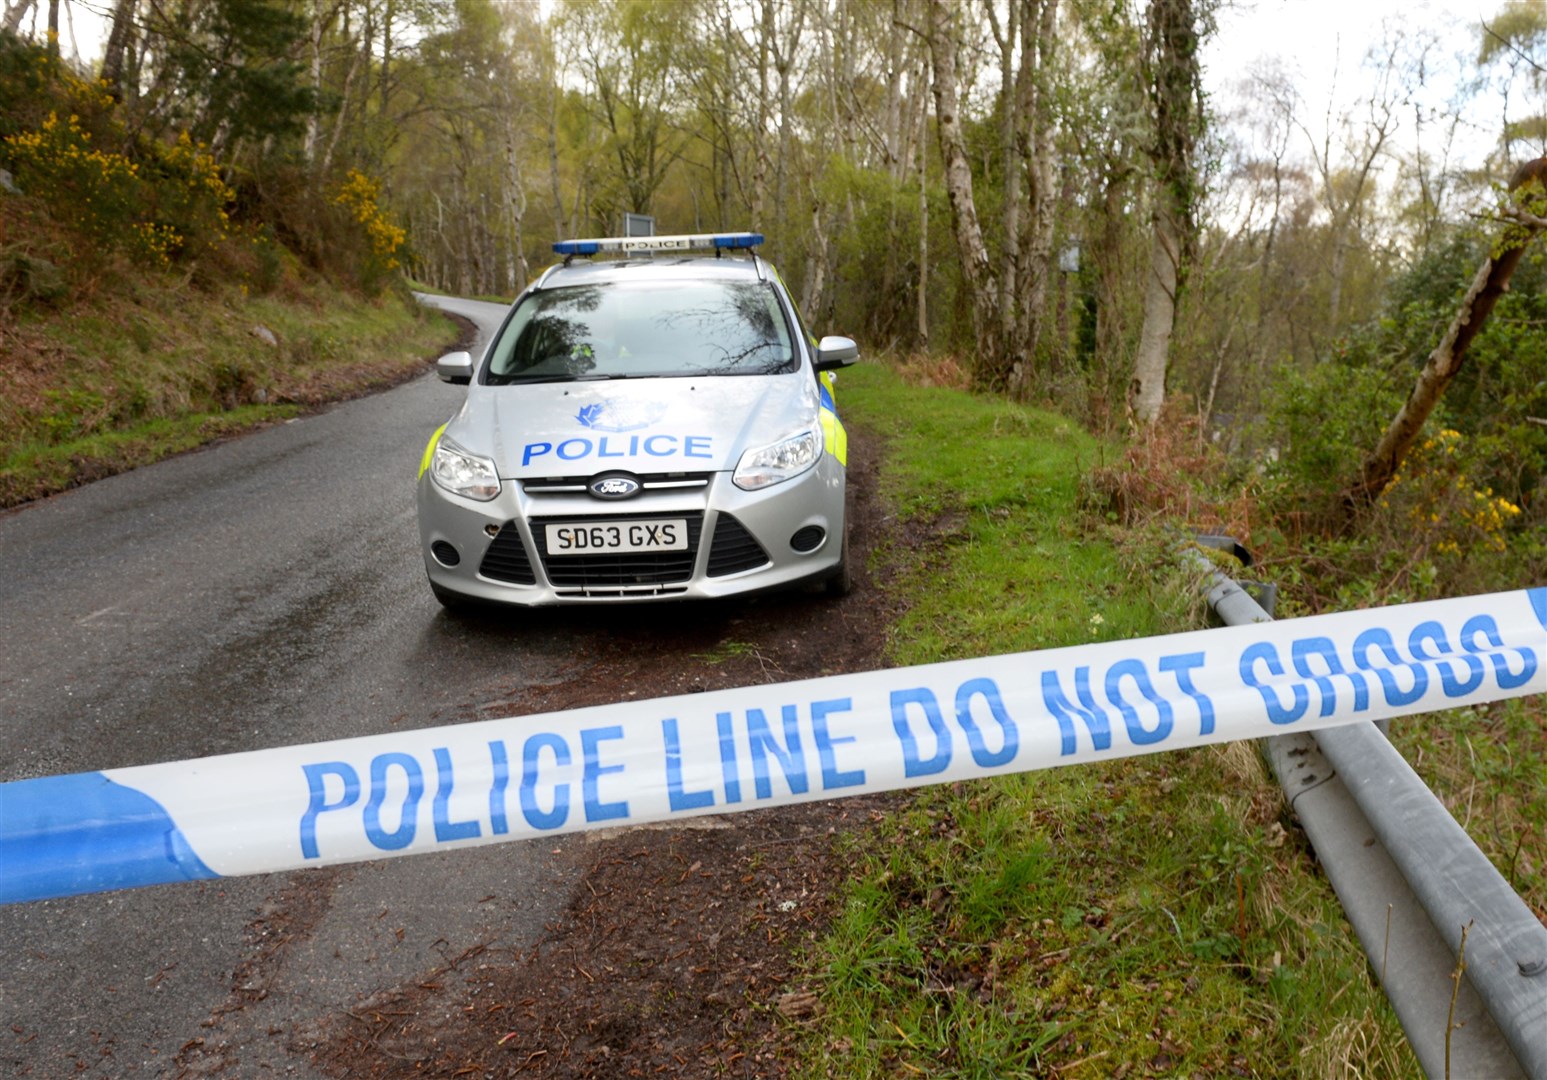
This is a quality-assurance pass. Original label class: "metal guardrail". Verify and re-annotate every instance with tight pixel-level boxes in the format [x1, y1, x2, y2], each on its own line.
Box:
[1185, 540, 1547, 1080]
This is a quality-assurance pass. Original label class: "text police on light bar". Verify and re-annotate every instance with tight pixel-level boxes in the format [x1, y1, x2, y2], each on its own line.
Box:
[416, 231, 861, 608]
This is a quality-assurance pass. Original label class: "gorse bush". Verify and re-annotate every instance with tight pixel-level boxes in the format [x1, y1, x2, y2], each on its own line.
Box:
[5, 113, 235, 271]
[333, 169, 406, 295]
[144, 133, 235, 261]
[0, 42, 240, 280]
[1378, 428, 1523, 557]
[5, 112, 151, 262]
[0, 34, 405, 299]
[0, 32, 116, 145]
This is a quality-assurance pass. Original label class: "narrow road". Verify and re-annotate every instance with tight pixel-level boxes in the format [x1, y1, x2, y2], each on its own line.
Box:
[0, 296, 595, 1076]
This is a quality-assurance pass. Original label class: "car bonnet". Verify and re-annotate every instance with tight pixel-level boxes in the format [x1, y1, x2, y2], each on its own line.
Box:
[455, 372, 822, 479]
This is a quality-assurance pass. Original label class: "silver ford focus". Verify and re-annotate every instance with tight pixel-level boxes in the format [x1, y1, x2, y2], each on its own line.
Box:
[416, 232, 858, 609]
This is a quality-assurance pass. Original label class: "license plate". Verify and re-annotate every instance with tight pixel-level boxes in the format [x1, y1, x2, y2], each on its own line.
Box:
[545, 519, 689, 555]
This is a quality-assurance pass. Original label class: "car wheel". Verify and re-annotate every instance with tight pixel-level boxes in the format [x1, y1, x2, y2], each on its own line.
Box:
[824, 526, 853, 598]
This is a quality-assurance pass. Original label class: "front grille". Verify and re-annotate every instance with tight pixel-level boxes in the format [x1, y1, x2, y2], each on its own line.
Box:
[530, 512, 705, 588]
[479, 524, 537, 584]
[707, 513, 770, 577]
[522, 472, 713, 496]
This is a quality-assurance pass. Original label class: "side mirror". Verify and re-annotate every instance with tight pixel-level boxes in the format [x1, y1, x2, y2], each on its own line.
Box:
[814, 335, 859, 371]
[436, 351, 473, 385]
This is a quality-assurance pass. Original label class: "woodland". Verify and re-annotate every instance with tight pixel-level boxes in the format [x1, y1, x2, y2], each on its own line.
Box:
[3, 0, 1547, 601]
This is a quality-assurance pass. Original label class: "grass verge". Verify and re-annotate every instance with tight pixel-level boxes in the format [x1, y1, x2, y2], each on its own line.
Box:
[794, 362, 1419, 1078]
[1, 278, 458, 508]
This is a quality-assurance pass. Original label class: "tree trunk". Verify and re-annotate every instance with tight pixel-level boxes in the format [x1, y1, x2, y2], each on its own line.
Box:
[1010, 0, 1059, 398]
[986, 0, 1022, 360]
[917, 79, 930, 348]
[304, 0, 325, 166]
[378, 0, 394, 122]
[926, 0, 1000, 386]
[546, 51, 566, 241]
[503, 110, 529, 294]
[99, 0, 137, 100]
[1349, 169, 1547, 507]
[750, 0, 772, 234]
[1130, 200, 1180, 424]
[3, 1, 36, 36]
[320, 31, 363, 175]
[1131, 0, 1202, 425]
[802, 198, 829, 320]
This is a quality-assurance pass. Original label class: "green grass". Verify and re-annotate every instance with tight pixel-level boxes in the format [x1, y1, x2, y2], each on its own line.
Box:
[845, 366, 1163, 663]
[0, 279, 458, 506]
[793, 363, 1418, 1078]
[1388, 698, 1546, 915]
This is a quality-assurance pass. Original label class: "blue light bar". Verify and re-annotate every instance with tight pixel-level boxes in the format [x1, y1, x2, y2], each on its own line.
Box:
[552, 232, 764, 256]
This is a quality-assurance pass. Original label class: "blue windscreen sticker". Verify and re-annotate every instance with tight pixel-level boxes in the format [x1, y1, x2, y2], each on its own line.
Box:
[0, 773, 217, 904]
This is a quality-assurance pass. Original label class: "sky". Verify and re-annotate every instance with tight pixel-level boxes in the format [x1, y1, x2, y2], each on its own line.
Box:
[41, 0, 1511, 74]
[1208, 0, 1500, 86]
[31, 0, 1539, 176]
[1207, 0, 1524, 160]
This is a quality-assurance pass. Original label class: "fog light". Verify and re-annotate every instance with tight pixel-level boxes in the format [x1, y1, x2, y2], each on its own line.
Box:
[431, 540, 461, 567]
[790, 526, 825, 553]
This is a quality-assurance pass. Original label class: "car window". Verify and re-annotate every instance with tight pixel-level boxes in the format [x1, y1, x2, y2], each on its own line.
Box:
[485, 279, 796, 383]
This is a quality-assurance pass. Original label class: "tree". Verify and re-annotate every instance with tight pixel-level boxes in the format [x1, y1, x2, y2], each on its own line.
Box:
[924, 0, 1061, 393]
[925, 0, 999, 382]
[1350, 158, 1547, 508]
[558, 0, 691, 224]
[138, 0, 319, 155]
[1480, 0, 1547, 165]
[1129, 0, 1206, 425]
[100, 0, 139, 102]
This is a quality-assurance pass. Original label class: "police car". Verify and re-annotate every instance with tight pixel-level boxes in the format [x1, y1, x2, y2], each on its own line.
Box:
[416, 232, 858, 609]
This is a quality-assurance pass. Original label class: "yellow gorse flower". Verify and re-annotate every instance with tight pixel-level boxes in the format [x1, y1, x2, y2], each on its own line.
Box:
[334, 169, 406, 276]
[5, 114, 234, 267]
[1382, 428, 1521, 556]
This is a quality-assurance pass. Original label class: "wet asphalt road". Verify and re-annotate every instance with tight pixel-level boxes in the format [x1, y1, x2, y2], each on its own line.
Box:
[0, 296, 589, 1076]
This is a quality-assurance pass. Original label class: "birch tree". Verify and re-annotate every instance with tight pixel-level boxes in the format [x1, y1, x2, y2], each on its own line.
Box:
[926, 0, 1000, 381]
[924, 0, 1061, 393]
[1129, 0, 1206, 425]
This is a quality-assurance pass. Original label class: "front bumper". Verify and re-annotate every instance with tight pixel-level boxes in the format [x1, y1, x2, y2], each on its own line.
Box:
[417, 457, 845, 606]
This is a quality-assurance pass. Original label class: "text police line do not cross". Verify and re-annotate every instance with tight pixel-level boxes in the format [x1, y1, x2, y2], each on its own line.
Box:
[2, 589, 1543, 904]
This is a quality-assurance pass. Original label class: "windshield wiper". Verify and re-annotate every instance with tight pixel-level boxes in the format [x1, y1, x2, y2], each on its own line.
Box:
[488, 371, 668, 385]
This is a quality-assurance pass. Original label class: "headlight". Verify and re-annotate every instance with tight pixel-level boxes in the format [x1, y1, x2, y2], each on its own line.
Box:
[733, 427, 822, 491]
[430, 438, 501, 501]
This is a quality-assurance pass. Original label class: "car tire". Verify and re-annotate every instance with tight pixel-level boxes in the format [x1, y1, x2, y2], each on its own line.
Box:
[824, 526, 853, 598]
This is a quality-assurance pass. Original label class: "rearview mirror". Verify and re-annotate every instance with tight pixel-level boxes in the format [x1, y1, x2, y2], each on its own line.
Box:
[436, 351, 473, 384]
[813, 335, 859, 371]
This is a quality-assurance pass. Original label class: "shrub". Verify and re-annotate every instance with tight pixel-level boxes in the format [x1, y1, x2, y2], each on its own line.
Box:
[333, 169, 406, 295]
[141, 132, 234, 262]
[4, 111, 237, 275]
[5, 111, 149, 263]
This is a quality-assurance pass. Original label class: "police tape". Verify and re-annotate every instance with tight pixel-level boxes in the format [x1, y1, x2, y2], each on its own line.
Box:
[4, 589, 1544, 905]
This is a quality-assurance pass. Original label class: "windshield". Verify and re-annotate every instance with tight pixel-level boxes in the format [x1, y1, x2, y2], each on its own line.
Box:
[484, 279, 796, 384]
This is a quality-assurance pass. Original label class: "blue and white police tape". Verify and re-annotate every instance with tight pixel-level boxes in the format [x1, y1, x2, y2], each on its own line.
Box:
[4, 589, 1544, 906]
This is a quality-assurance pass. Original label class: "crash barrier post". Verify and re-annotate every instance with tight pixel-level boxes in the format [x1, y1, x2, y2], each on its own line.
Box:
[1183, 543, 1547, 1079]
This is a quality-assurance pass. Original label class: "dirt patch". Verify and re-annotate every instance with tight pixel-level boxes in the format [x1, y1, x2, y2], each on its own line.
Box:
[305, 426, 922, 1078]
